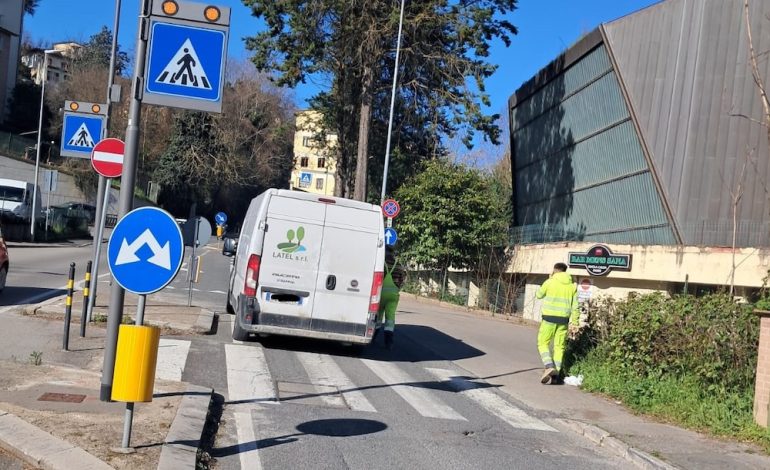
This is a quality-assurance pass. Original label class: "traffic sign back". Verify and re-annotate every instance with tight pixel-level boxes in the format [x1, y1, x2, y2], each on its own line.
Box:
[91, 138, 124, 178]
[108, 207, 184, 295]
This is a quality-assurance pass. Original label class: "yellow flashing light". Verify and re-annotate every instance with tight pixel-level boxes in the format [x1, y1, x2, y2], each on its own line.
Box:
[69, 102, 79, 111]
[162, 1, 178, 15]
[204, 6, 220, 22]
[91, 104, 101, 114]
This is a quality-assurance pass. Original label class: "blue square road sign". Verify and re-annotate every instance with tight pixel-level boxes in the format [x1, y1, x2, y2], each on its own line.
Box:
[144, 20, 228, 113]
[60, 113, 105, 159]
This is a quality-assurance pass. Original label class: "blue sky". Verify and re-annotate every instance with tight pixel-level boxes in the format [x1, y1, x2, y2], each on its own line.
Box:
[24, 0, 660, 120]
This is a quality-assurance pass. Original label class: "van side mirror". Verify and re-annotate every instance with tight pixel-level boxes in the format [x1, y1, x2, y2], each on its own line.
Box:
[223, 237, 237, 257]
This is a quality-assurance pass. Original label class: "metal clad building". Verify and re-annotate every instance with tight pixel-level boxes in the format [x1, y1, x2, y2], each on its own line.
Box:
[509, 0, 770, 248]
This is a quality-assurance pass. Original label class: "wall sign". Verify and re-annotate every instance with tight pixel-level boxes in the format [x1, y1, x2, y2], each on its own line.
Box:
[568, 244, 632, 276]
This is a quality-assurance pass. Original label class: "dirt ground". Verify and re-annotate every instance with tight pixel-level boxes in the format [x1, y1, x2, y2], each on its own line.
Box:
[0, 360, 186, 469]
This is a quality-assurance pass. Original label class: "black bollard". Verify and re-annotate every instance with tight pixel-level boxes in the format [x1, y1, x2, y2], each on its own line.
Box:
[80, 260, 92, 337]
[63, 263, 75, 351]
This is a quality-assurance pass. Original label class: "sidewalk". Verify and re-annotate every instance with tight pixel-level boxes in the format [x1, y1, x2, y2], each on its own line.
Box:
[399, 294, 770, 470]
[0, 293, 216, 469]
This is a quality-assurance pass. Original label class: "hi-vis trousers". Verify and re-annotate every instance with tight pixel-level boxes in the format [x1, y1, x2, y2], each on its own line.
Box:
[537, 320, 568, 372]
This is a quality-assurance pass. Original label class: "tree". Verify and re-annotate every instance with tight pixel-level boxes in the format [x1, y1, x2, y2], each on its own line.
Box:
[72, 26, 130, 76]
[244, 0, 518, 201]
[395, 158, 510, 290]
[23, 0, 40, 16]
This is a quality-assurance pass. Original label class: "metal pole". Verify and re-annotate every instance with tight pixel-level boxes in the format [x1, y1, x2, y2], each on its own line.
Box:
[63, 263, 75, 351]
[380, 0, 406, 203]
[31, 51, 53, 240]
[120, 294, 145, 449]
[101, 0, 150, 402]
[187, 219, 199, 307]
[121, 403, 134, 448]
[90, 0, 122, 310]
[80, 260, 92, 337]
[88, 181, 111, 322]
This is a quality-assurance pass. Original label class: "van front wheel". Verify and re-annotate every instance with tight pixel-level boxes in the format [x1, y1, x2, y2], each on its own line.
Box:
[232, 318, 250, 341]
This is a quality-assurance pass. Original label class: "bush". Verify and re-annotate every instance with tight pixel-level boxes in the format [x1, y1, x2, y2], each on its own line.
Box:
[573, 292, 758, 395]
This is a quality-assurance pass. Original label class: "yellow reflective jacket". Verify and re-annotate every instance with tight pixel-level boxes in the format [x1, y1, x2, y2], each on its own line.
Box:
[536, 272, 579, 326]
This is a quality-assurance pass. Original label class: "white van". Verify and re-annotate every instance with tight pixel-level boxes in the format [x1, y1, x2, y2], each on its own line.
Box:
[0, 178, 42, 222]
[225, 189, 386, 345]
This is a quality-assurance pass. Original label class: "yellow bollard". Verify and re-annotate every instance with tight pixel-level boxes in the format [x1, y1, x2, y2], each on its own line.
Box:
[112, 324, 160, 402]
[216, 225, 223, 239]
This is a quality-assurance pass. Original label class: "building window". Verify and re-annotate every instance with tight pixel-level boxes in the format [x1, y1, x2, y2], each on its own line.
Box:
[302, 136, 311, 147]
[317, 158, 326, 169]
[300, 157, 309, 167]
[316, 178, 324, 190]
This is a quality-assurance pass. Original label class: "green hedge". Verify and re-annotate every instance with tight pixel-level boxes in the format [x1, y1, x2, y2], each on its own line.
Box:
[570, 292, 769, 448]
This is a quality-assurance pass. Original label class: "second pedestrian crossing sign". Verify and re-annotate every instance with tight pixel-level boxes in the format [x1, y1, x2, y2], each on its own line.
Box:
[144, 1, 230, 113]
[60, 101, 107, 159]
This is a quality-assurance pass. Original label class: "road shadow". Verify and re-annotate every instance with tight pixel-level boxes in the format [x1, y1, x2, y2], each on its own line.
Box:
[0, 287, 66, 307]
[211, 418, 387, 458]
[251, 323, 484, 363]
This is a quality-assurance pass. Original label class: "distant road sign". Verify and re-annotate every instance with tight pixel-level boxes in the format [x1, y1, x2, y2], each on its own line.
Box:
[91, 138, 125, 178]
[108, 207, 184, 295]
[61, 112, 105, 158]
[215, 212, 227, 226]
[143, 2, 230, 113]
[299, 172, 312, 188]
[382, 199, 400, 218]
[384, 227, 398, 246]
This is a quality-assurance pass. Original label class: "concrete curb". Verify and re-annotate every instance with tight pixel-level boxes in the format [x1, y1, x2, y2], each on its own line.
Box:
[554, 419, 679, 470]
[157, 385, 213, 470]
[0, 408, 113, 470]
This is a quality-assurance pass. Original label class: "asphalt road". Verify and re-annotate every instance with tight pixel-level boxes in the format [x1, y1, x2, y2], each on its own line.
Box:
[168, 247, 625, 470]
[1, 238, 625, 469]
[0, 239, 105, 311]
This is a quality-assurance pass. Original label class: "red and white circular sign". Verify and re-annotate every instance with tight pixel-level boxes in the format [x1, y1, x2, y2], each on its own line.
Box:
[91, 138, 124, 178]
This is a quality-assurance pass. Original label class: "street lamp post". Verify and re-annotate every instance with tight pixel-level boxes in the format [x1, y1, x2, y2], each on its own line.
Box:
[31, 49, 58, 240]
[380, 0, 406, 203]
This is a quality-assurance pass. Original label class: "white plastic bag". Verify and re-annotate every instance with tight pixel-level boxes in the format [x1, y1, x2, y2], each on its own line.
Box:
[564, 374, 583, 386]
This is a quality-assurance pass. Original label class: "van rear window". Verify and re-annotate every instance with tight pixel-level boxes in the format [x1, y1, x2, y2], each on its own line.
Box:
[0, 187, 24, 202]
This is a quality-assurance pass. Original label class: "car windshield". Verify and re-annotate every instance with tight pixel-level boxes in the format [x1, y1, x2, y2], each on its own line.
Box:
[0, 186, 24, 203]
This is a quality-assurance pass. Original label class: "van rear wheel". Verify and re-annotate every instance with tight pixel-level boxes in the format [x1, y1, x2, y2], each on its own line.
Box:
[232, 318, 250, 341]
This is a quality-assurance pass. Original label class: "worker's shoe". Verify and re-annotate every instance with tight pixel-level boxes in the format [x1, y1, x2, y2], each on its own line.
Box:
[541, 367, 556, 384]
[552, 371, 564, 385]
[384, 331, 394, 350]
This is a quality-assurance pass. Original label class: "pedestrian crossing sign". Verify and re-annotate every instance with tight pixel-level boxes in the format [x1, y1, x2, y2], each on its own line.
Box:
[299, 172, 312, 188]
[144, 20, 228, 113]
[60, 111, 106, 159]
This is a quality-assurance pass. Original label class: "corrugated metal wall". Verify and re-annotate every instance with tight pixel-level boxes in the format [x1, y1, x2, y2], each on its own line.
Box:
[604, 0, 770, 246]
[510, 44, 676, 245]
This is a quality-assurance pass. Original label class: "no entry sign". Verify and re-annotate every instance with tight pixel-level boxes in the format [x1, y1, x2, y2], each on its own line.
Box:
[91, 138, 125, 178]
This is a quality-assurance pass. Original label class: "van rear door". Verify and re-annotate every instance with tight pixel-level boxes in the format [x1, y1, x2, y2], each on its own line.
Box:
[258, 194, 325, 325]
[310, 203, 381, 335]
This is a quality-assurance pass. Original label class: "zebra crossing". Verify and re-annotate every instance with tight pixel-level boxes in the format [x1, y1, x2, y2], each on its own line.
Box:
[154, 337, 556, 434]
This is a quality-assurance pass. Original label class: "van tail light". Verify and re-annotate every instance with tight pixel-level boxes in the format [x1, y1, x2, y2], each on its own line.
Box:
[369, 271, 384, 313]
[244, 254, 261, 297]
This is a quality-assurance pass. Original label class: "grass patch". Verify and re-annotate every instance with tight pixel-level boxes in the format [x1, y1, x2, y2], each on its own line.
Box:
[573, 352, 770, 451]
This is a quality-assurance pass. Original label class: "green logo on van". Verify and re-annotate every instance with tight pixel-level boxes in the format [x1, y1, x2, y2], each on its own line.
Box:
[277, 226, 307, 253]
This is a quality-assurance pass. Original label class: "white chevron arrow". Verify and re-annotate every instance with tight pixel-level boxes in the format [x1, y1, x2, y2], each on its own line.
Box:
[115, 228, 172, 269]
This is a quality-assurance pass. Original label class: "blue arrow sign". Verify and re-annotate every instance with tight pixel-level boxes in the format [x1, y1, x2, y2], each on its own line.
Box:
[108, 207, 184, 295]
[144, 20, 227, 111]
[384, 227, 398, 246]
[60, 113, 105, 158]
[215, 212, 227, 226]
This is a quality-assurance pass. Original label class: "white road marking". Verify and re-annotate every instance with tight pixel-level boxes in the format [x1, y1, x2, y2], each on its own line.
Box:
[295, 351, 376, 412]
[155, 339, 191, 382]
[361, 359, 465, 421]
[426, 368, 556, 432]
[225, 344, 277, 403]
[234, 410, 262, 470]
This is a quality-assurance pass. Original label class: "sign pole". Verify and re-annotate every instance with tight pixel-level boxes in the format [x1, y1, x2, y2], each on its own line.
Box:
[119, 293, 145, 449]
[187, 218, 200, 307]
[101, 0, 150, 403]
[87, 178, 111, 322]
[91, 0, 123, 308]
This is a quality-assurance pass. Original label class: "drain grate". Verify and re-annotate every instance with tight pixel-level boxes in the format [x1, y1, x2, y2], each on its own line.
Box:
[38, 392, 87, 403]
